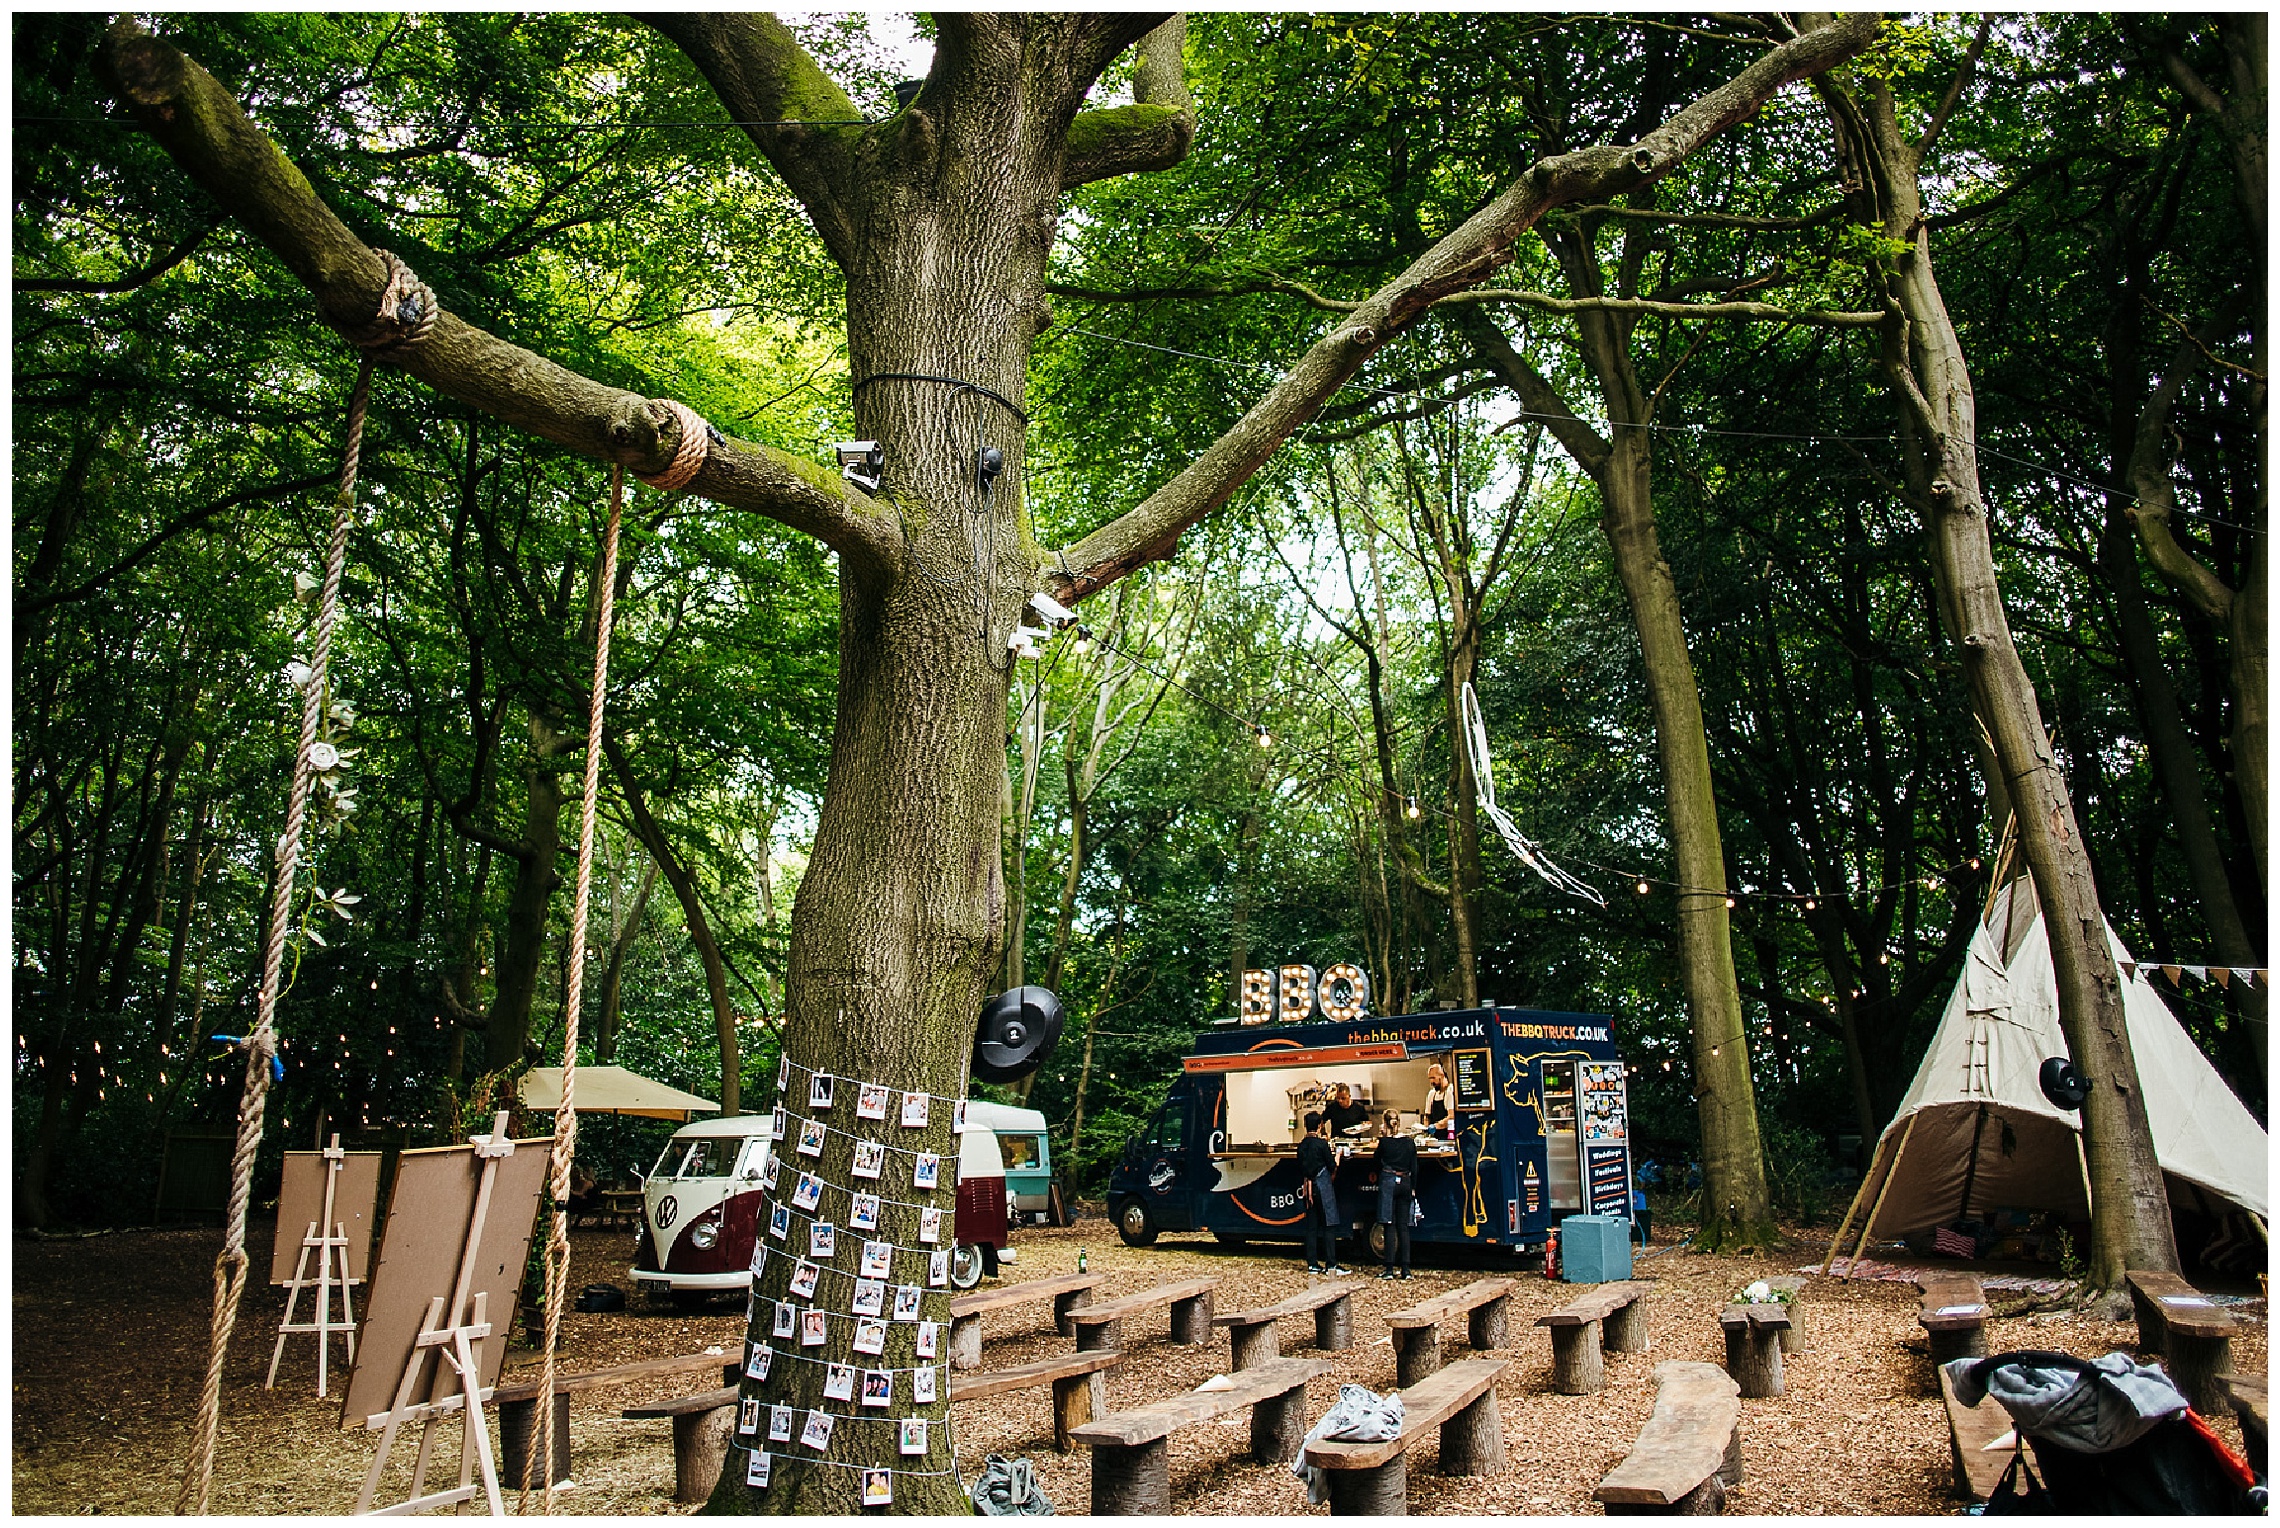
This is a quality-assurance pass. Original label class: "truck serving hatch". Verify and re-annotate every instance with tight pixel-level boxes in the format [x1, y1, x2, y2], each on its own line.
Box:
[1180, 1041, 1408, 1075]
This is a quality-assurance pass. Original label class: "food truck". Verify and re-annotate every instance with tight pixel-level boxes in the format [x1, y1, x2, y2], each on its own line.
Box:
[1106, 1001, 1633, 1258]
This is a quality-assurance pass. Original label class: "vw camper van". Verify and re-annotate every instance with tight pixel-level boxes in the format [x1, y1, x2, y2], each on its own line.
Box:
[632, 1114, 772, 1303]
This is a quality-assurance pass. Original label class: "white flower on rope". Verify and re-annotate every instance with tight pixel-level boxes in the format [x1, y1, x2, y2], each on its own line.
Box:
[1461, 681, 1605, 907]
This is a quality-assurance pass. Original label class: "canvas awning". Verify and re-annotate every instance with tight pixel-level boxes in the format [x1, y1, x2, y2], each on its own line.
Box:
[517, 1065, 717, 1121]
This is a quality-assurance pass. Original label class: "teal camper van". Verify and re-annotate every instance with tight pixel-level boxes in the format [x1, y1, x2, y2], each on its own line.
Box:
[1107, 1003, 1635, 1258]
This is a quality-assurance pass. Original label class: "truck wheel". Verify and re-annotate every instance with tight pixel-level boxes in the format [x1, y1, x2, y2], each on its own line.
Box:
[950, 1243, 987, 1289]
[1365, 1223, 1390, 1261]
[1115, 1198, 1158, 1248]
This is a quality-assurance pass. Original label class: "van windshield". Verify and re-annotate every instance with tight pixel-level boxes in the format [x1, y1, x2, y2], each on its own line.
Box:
[653, 1138, 724, 1179]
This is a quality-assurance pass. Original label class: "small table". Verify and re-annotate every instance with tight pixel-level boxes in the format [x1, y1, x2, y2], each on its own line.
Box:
[594, 1189, 645, 1230]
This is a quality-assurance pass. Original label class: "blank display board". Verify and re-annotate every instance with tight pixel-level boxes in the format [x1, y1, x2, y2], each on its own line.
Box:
[269, 1150, 383, 1285]
[338, 1138, 550, 1429]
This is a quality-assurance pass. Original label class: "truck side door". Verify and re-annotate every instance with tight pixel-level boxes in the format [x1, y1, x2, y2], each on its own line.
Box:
[1139, 1088, 1194, 1230]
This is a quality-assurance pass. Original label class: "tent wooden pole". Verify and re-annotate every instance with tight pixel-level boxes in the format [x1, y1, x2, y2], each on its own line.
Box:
[1820, 1147, 1879, 1276]
[1841, 1113, 1917, 1278]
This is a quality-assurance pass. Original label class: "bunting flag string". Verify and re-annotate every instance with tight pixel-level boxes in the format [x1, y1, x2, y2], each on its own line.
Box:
[2114, 961, 2264, 990]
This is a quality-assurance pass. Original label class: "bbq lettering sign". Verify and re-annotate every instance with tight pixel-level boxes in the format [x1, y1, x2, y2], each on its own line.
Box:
[1237, 961, 1371, 1024]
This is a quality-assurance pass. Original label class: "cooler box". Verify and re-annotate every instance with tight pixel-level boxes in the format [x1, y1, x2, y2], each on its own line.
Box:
[1559, 1213, 1632, 1283]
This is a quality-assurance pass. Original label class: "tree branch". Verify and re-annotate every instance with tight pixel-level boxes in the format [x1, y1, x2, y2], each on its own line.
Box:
[1449, 306, 1612, 476]
[2128, 291, 2248, 623]
[1046, 273, 1359, 312]
[1042, 13, 1882, 600]
[1916, 15, 1993, 161]
[14, 218, 218, 294]
[18, 470, 334, 617]
[1063, 15, 1195, 188]
[98, 20, 898, 572]
[1434, 285, 1887, 327]
[1550, 201, 1846, 231]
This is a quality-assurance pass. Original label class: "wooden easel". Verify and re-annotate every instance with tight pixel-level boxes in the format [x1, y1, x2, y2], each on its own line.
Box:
[355, 1112, 516, 1517]
[269, 1134, 361, 1397]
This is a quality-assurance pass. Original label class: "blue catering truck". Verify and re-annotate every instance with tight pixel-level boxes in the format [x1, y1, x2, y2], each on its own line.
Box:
[1107, 1004, 1635, 1259]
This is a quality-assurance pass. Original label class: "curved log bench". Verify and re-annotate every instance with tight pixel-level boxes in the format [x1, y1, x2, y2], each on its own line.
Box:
[1302, 1356, 1510, 1514]
[1213, 1281, 1358, 1370]
[2125, 1268, 2239, 1418]
[1717, 1304, 1789, 1399]
[1070, 1277, 1217, 1353]
[1070, 1355, 1331, 1514]
[947, 1271, 1102, 1370]
[1535, 1280, 1649, 1394]
[1594, 1360, 1743, 1515]
[1915, 1274, 1989, 1365]
[1386, 1278, 1514, 1387]
[1936, 1363, 2012, 1502]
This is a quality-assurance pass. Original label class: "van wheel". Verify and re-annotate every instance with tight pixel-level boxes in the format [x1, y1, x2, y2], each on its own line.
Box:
[1116, 1199, 1158, 1248]
[1365, 1223, 1390, 1261]
[950, 1243, 987, 1289]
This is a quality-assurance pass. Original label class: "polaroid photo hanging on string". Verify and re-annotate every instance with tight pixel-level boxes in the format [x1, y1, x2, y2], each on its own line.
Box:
[746, 1448, 771, 1489]
[772, 1299, 797, 1339]
[861, 1468, 892, 1508]
[852, 1279, 885, 1318]
[778, 1054, 791, 1091]
[738, 1396, 761, 1435]
[761, 1151, 781, 1190]
[851, 1140, 885, 1180]
[911, 1152, 940, 1191]
[860, 1369, 893, 1408]
[912, 1364, 937, 1404]
[750, 1236, 770, 1275]
[927, 1249, 950, 1287]
[859, 1240, 892, 1279]
[900, 1090, 929, 1129]
[917, 1205, 942, 1245]
[915, 1320, 940, 1360]
[801, 1409, 834, 1452]
[801, 1307, 828, 1347]
[900, 1417, 927, 1457]
[746, 1342, 773, 1382]
[768, 1404, 794, 1443]
[953, 1099, 967, 1134]
[796, 1118, 826, 1159]
[809, 1072, 835, 1110]
[822, 1363, 855, 1403]
[856, 1082, 890, 1120]
[792, 1172, 823, 1212]
[789, 1260, 820, 1300]
[849, 1192, 880, 1232]
[808, 1221, 836, 1260]
[853, 1316, 887, 1356]
[769, 1201, 791, 1241]
[893, 1284, 922, 1323]
[771, 1104, 787, 1140]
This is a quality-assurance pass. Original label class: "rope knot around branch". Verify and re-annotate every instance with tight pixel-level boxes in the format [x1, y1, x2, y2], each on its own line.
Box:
[340, 249, 439, 358]
[637, 398, 711, 491]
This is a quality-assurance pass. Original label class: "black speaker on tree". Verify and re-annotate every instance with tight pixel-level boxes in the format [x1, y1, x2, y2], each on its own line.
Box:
[2038, 1056, 2090, 1111]
[973, 986, 1064, 1083]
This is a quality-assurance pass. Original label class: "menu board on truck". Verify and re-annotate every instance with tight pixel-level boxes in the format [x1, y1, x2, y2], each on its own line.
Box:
[1577, 1062, 1633, 1216]
[1451, 1049, 1494, 1112]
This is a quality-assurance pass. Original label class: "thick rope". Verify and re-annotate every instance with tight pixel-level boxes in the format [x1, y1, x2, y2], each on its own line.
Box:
[176, 360, 371, 1515]
[338, 250, 439, 359]
[523, 465, 625, 1513]
[636, 399, 710, 491]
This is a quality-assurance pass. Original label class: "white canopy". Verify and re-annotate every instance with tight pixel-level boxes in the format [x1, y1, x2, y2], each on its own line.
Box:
[518, 1065, 718, 1121]
[1850, 876, 2266, 1240]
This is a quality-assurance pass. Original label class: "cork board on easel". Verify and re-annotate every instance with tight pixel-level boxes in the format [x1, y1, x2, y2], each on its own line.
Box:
[337, 1137, 550, 1428]
[269, 1150, 383, 1284]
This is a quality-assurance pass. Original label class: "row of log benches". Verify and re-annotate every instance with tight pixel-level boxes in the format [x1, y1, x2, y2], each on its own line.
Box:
[490, 1268, 1779, 1515]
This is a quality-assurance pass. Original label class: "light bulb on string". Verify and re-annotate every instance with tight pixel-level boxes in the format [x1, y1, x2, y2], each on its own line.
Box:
[1879, 952, 1890, 965]
[1405, 796, 1420, 821]
[1724, 896, 1736, 909]
[1636, 880, 1651, 896]
[1803, 898, 1816, 911]
[1254, 725, 1272, 750]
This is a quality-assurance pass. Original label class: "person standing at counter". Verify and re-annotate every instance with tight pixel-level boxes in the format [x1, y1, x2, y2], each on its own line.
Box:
[1424, 1063, 1454, 1140]
[1296, 1112, 1349, 1275]
[1322, 1082, 1371, 1135]
[1373, 1109, 1418, 1280]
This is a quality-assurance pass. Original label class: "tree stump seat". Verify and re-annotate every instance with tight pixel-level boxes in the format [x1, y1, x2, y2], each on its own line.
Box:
[623, 1382, 741, 1504]
[1069, 1277, 1218, 1353]
[1303, 1356, 1511, 1515]
[1535, 1279, 1649, 1394]
[2125, 1269, 2239, 1418]
[2225, 1373, 2266, 1475]
[1915, 1274, 1990, 1365]
[947, 1349, 1126, 1452]
[1212, 1281, 1358, 1370]
[1385, 1278, 1515, 1387]
[492, 1351, 736, 1492]
[1716, 1304, 1789, 1398]
[1069, 1355, 1331, 1514]
[1594, 1360, 1743, 1514]
[947, 1272, 1103, 1370]
[1936, 1363, 2014, 1502]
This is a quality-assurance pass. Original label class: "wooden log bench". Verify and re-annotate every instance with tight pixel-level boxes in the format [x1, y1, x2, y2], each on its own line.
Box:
[1212, 1281, 1357, 1370]
[1762, 1275, 1807, 1353]
[947, 1271, 1103, 1371]
[2225, 1372, 2266, 1475]
[1916, 1273, 1990, 1365]
[2125, 1269, 2240, 1418]
[1937, 1363, 2013, 1502]
[1594, 1360, 1743, 1515]
[1717, 1303, 1789, 1399]
[1535, 1280, 1649, 1394]
[623, 1384, 743, 1504]
[1386, 1278, 1515, 1387]
[1302, 1356, 1510, 1515]
[949, 1349, 1126, 1453]
[1070, 1277, 1218, 1354]
[492, 1351, 735, 1490]
[1070, 1355, 1331, 1513]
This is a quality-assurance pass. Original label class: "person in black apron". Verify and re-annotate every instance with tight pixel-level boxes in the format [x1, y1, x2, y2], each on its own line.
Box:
[1424, 1062, 1454, 1140]
[1373, 1110, 1418, 1280]
[1296, 1112, 1348, 1275]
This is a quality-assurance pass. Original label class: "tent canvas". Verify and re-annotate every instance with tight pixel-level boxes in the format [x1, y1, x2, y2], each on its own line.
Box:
[1842, 876, 2265, 1251]
[517, 1065, 718, 1120]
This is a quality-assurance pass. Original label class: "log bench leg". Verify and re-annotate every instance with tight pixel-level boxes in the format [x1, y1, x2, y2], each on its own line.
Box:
[1438, 1389, 1504, 1477]
[1551, 1321, 1605, 1395]
[1090, 1438, 1170, 1515]
[1171, 1290, 1214, 1346]
[1230, 1321, 1279, 1371]
[1605, 1298, 1648, 1354]
[1775, 1307, 1804, 1355]
[1316, 1293, 1353, 1352]
[1927, 1325, 1987, 1366]
[2165, 1331, 2236, 1419]
[1723, 1325, 1784, 1399]
[1076, 1318, 1122, 1354]
[672, 1405, 735, 1506]
[1054, 1287, 1093, 1338]
[1395, 1326, 1442, 1388]
[1468, 1295, 1509, 1351]
[1718, 1421, 1743, 1488]
[950, 1312, 983, 1372]
[1251, 1384, 1309, 1466]
[496, 1392, 571, 1490]
[2128, 1285, 2163, 1354]
[1051, 1370, 1106, 1453]
[1326, 1456, 1407, 1516]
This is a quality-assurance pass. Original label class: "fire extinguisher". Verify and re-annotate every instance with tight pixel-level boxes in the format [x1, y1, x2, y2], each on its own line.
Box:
[1543, 1228, 1560, 1280]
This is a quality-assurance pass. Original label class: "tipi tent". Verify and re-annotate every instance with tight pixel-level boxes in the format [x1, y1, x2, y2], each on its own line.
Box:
[1830, 875, 2265, 1267]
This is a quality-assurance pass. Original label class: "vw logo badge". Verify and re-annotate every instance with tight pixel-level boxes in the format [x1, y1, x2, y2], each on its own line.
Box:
[655, 1194, 679, 1229]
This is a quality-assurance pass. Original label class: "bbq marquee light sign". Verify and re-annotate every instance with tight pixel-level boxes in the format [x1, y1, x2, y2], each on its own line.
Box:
[1238, 962, 1370, 1024]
